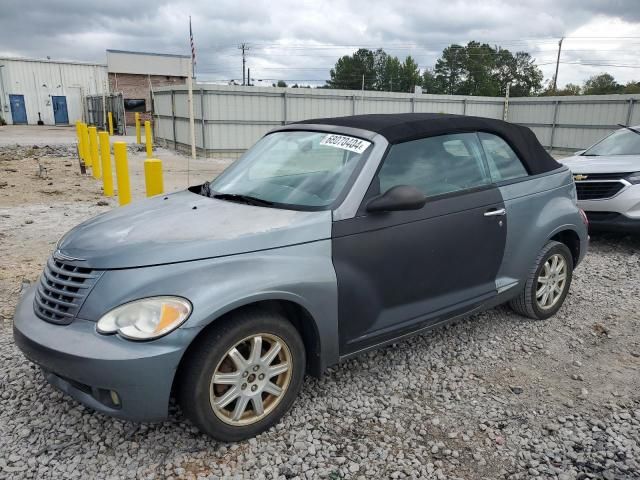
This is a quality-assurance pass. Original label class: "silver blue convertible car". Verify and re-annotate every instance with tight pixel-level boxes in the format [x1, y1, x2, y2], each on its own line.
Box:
[14, 113, 588, 441]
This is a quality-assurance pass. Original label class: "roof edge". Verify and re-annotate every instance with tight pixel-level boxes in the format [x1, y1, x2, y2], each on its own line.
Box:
[106, 49, 190, 59]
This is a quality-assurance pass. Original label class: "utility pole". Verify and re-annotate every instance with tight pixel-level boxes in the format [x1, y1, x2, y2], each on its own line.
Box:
[239, 43, 249, 86]
[361, 73, 365, 113]
[552, 37, 564, 93]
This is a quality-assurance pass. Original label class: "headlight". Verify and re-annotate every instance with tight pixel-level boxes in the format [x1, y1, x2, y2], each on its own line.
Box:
[96, 296, 192, 340]
[626, 172, 640, 184]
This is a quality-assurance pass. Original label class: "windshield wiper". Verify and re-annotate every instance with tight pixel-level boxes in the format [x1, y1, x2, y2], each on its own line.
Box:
[212, 192, 275, 207]
[617, 123, 640, 136]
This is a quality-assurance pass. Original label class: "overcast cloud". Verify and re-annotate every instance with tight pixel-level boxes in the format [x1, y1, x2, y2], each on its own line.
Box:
[1, 0, 639, 88]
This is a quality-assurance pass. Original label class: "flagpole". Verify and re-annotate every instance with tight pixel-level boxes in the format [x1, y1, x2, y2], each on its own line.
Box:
[187, 16, 196, 182]
[188, 60, 196, 162]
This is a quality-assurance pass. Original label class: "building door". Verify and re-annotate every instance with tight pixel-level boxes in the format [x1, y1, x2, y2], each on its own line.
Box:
[9, 95, 27, 124]
[52, 96, 69, 125]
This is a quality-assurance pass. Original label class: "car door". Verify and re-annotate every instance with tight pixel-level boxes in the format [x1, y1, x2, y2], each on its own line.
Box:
[332, 132, 507, 356]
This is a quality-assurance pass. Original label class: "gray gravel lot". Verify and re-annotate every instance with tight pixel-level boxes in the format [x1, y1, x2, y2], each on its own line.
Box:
[1, 137, 639, 479]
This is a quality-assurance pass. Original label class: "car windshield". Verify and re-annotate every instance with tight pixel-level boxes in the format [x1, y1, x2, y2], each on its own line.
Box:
[583, 127, 640, 156]
[208, 130, 372, 209]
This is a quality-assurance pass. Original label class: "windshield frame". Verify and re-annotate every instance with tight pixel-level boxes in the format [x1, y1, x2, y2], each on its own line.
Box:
[583, 126, 640, 157]
[209, 128, 377, 212]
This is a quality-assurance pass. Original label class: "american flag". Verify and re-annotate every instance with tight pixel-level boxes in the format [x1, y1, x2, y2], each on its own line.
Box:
[189, 16, 196, 72]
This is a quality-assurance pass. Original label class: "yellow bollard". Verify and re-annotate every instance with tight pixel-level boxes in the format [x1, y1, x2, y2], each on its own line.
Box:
[99, 131, 114, 197]
[144, 158, 164, 197]
[81, 123, 91, 167]
[113, 142, 131, 206]
[107, 112, 114, 136]
[88, 126, 101, 179]
[75, 121, 84, 161]
[135, 112, 141, 144]
[144, 120, 153, 158]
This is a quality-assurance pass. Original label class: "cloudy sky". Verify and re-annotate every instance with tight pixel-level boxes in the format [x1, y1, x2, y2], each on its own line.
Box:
[1, 0, 639, 89]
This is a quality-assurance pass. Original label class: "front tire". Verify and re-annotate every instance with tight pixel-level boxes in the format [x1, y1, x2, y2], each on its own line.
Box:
[179, 309, 306, 441]
[509, 240, 573, 320]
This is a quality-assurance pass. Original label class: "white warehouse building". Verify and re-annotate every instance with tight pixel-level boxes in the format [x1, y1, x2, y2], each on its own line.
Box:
[0, 57, 108, 126]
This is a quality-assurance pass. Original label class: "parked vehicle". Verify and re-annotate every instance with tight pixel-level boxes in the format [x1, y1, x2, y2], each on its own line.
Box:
[14, 113, 588, 441]
[560, 125, 640, 232]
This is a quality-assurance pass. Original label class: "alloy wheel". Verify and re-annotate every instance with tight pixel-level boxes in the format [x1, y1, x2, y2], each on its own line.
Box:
[536, 253, 568, 310]
[209, 333, 292, 426]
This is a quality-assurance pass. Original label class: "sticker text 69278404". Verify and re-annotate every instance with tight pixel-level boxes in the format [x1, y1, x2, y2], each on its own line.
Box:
[319, 134, 371, 154]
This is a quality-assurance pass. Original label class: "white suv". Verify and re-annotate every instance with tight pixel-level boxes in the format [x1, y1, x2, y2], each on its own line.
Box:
[561, 125, 640, 233]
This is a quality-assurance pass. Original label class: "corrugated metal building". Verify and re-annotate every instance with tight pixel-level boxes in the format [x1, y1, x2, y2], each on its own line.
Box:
[0, 57, 108, 126]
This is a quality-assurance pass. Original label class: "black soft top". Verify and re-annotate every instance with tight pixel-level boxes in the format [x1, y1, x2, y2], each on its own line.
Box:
[295, 113, 560, 175]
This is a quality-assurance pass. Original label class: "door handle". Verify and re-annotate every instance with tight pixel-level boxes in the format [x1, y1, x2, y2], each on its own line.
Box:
[484, 208, 506, 217]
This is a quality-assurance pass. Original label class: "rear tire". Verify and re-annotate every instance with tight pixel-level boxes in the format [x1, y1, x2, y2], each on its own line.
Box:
[509, 240, 573, 320]
[179, 309, 305, 441]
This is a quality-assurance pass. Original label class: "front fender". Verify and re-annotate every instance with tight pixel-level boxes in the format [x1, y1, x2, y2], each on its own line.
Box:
[79, 240, 339, 370]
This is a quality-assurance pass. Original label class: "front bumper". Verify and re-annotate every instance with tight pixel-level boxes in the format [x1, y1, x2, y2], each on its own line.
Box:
[13, 286, 199, 422]
[585, 211, 640, 233]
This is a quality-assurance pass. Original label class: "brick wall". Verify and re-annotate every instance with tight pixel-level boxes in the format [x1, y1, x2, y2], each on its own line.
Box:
[108, 73, 186, 126]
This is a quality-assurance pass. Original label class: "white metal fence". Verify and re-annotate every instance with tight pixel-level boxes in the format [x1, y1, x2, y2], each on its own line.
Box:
[152, 84, 640, 157]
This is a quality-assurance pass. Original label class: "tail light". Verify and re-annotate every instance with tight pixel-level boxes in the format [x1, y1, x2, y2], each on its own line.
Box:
[579, 209, 589, 226]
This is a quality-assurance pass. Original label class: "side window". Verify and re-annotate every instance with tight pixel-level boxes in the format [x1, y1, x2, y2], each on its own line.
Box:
[377, 133, 491, 198]
[478, 132, 528, 182]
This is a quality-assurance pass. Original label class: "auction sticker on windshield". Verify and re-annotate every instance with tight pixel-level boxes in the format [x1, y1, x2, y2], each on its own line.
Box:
[319, 134, 371, 154]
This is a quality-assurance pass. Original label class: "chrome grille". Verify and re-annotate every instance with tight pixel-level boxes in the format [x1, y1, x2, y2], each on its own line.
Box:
[34, 257, 101, 325]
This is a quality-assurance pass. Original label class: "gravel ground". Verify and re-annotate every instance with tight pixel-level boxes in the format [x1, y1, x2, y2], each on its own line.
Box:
[1, 137, 639, 479]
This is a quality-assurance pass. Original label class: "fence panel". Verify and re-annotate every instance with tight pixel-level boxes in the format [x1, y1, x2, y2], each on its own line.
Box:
[152, 85, 639, 156]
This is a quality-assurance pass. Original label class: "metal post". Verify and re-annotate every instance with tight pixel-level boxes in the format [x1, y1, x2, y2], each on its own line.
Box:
[462, 99, 467, 116]
[102, 82, 107, 130]
[171, 90, 177, 149]
[144, 158, 164, 197]
[187, 61, 196, 161]
[352, 95, 356, 115]
[99, 131, 113, 197]
[549, 100, 560, 152]
[200, 88, 206, 154]
[0, 65, 6, 116]
[282, 91, 287, 125]
[113, 142, 131, 206]
[626, 99, 635, 126]
[410, 97, 415, 113]
[503, 83, 510, 121]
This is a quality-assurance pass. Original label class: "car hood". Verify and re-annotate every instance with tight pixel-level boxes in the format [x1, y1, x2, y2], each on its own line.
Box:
[56, 190, 332, 269]
[559, 154, 640, 174]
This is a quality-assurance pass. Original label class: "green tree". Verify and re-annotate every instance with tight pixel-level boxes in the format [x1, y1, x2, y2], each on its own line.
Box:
[421, 69, 446, 94]
[327, 49, 425, 93]
[375, 50, 402, 91]
[554, 83, 582, 96]
[582, 73, 622, 95]
[398, 55, 421, 92]
[460, 41, 498, 96]
[431, 42, 543, 97]
[327, 48, 376, 90]
[276, 80, 288, 88]
[623, 81, 640, 94]
[434, 44, 466, 94]
[508, 52, 544, 96]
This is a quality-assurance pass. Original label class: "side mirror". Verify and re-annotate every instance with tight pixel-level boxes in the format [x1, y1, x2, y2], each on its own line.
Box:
[366, 185, 427, 213]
